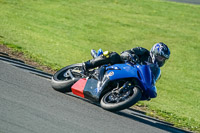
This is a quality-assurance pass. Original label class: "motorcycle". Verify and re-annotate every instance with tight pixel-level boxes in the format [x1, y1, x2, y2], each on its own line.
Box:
[51, 49, 160, 111]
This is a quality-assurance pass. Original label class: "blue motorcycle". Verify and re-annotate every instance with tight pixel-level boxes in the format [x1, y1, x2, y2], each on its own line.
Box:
[51, 50, 160, 111]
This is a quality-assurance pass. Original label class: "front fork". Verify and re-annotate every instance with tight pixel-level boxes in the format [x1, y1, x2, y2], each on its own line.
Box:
[112, 81, 134, 94]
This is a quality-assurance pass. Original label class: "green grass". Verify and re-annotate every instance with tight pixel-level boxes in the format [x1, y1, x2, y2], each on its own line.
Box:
[0, 0, 200, 131]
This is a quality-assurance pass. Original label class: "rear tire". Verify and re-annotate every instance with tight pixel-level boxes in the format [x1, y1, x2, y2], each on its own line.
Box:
[100, 86, 142, 112]
[51, 63, 83, 93]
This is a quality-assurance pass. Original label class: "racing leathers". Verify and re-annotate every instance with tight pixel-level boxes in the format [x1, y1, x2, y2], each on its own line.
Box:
[83, 47, 161, 81]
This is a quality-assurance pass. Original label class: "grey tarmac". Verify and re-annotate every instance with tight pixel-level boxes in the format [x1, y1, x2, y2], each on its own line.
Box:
[167, 0, 200, 4]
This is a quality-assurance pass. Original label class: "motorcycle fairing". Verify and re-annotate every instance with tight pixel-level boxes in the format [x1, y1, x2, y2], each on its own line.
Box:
[136, 64, 157, 99]
[72, 63, 157, 102]
[71, 78, 87, 98]
[71, 78, 107, 102]
[83, 78, 99, 102]
[106, 63, 157, 99]
[106, 63, 139, 81]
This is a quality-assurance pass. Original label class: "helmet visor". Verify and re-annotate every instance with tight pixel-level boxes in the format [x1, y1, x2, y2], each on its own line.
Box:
[155, 55, 167, 67]
[156, 55, 166, 62]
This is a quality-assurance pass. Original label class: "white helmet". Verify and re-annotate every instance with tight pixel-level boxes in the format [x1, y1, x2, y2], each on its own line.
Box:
[150, 42, 170, 67]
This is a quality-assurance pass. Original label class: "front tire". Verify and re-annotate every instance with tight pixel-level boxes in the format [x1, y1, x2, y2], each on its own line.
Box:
[51, 63, 83, 93]
[100, 86, 142, 112]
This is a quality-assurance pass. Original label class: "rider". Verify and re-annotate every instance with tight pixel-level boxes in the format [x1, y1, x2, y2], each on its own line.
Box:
[83, 42, 170, 81]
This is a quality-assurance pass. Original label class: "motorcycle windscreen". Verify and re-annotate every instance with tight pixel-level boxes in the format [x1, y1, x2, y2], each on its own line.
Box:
[71, 78, 87, 98]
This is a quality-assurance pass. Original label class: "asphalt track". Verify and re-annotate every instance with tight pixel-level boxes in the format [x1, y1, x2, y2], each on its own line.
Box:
[167, 0, 200, 4]
[0, 54, 191, 133]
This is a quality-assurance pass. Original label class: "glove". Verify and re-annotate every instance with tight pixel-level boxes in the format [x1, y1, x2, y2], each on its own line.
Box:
[121, 52, 139, 63]
[131, 54, 140, 63]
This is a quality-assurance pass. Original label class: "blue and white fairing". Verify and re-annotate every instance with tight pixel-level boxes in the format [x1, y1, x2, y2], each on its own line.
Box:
[105, 63, 158, 100]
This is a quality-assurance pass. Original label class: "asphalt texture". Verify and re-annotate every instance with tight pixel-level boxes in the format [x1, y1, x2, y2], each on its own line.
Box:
[167, 0, 200, 4]
[0, 55, 191, 133]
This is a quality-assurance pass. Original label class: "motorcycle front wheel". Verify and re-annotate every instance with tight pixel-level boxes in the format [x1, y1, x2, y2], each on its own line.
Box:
[51, 63, 83, 93]
[100, 86, 142, 112]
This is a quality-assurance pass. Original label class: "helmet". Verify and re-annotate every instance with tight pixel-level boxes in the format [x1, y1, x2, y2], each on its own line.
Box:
[150, 42, 170, 67]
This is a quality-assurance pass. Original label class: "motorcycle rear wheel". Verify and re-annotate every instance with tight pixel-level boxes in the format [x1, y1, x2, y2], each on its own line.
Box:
[51, 63, 83, 92]
[100, 86, 142, 112]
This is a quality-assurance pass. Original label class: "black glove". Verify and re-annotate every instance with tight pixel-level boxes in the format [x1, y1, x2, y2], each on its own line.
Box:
[121, 52, 139, 63]
[131, 54, 140, 63]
